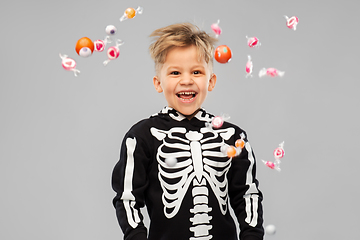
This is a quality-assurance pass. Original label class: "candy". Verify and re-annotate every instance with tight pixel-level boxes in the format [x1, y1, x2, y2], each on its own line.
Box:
[262, 160, 281, 171]
[75, 37, 94, 57]
[105, 25, 117, 36]
[262, 141, 285, 172]
[211, 19, 222, 37]
[246, 36, 261, 48]
[59, 54, 80, 76]
[284, 15, 299, 30]
[205, 114, 230, 130]
[235, 139, 245, 149]
[120, 6, 143, 22]
[226, 146, 237, 158]
[265, 224, 276, 235]
[165, 157, 177, 167]
[94, 36, 111, 52]
[221, 133, 246, 159]
[212, 116, 224, 128]
[273, 141, 285, 160]
[245, 55, 253, 78]
[103, 39, 124, 66]
[258, 68, 285, 78]
[214, 45, 232, 63]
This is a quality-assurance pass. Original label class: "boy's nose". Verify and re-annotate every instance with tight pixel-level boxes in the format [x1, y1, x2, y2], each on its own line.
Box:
[179, 75, 194, 85]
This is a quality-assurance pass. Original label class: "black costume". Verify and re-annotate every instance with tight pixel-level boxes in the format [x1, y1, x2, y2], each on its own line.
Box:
[112, 107, 264, 240]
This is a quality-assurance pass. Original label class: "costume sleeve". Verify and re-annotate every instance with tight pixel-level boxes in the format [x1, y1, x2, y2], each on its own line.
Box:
[228, 131, 264, 240]
[112, 130, 151, 240]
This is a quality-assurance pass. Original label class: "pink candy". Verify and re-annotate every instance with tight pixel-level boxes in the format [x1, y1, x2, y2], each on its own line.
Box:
[258, 68, 285, 78]
[211, 20, 222, 37]
[246, 36, 261, 48]
[205, 114, 230, 130]
[103, 39, 124, 66]
[284, 15, 299, 30]
[262, 160, 281, 171]
[245, 55, 253, 78]
[59, 54, 80, 76]
[274, 144, 285, 160]
[262, 141, 285, 172]
[94, 36, 111, 52]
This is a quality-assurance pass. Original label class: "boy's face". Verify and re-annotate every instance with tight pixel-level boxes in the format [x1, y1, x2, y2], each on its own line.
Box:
[153, 45, 216, 117]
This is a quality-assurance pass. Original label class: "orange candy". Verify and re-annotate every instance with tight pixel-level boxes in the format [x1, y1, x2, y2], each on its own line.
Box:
[75, 37, 94, 57]
[125, 8, 136, 19]
[235, 139, 245, 149]
[227, 146, 237, 158]
[214, 45, 232, 64]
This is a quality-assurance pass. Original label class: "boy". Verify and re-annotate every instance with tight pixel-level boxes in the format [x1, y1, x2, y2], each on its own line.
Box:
[112, 22, 264, 240]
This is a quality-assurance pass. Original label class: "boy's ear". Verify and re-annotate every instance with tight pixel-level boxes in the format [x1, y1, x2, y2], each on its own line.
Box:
[153, 76, 163, 93]
[208, 73, 217, 92]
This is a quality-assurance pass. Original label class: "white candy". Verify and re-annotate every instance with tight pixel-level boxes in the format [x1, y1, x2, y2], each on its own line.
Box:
[165, 157, 177, 167]
[265, 224, 276, 235]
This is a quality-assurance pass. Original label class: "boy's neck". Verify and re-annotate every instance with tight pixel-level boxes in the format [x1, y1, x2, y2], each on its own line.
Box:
[183, 109, 200, 120]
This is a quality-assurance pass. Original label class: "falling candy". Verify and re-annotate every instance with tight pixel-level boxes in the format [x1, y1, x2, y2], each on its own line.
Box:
[284, 15, 299, 30]
[75, 37, 94, 57]
[120, 6, 143, 22]
[258, 68, 285, 78]
[165, 157, 177, 167]
[274, 141, 285, 160]
[105, 25, 117, 36]
[245, 55, 253, 78]
[265, 225, 276, 235]
[246, 36, 261, 48]
[262, 160, 281, 171]
[103, 39, 124, 66]
[221, 133, 246, 158]
[262, 141, 285, 172]
[59, 54, 80, 77]
[205, 114, 230, 129]
[211, 19, 222, 37]
[226, 146, 238, 158]
[214, 45, 232, 63]
[94, 36, 111, 52]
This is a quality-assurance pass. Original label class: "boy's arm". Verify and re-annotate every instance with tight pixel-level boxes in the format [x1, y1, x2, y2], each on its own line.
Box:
[228, 132, 264, 240]
[112, 132, 150, 240]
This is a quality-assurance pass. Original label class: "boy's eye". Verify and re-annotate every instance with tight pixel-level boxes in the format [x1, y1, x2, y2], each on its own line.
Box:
[193, 71, 200, 74]
[171, 71, 180, 75]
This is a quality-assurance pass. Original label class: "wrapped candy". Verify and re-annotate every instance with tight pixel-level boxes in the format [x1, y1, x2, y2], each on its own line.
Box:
[262, 160, 281, 171]
[246, 36, 261, 48]
[211, 19, 222, 37]
[214, 45, 232, 63]
[94, 36, 111, 52]
[221, 133, 246, 158]
[205, 114, 230, 129]
[245, 55, 253, 78]
[103, 39, 124, 66]
[105, 25, 117, 36]
[75, 37, 94, 57]
[258, 68, 285, 78]
[262, 141, 285, 172]
[120, 6, 143, 22]
[59, 53, 80, 76]
[284, 15, 299, 30]
[274, 141, 285, 160]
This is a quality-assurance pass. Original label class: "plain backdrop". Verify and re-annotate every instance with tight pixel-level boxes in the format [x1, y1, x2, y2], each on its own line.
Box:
[1, 0, 359, 239]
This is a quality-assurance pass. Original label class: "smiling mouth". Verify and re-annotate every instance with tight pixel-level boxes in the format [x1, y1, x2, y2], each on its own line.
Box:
[176, 91, 197, 101]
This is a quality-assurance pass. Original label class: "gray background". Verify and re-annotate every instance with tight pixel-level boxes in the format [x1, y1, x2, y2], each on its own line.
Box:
[1, 0, 359, 239]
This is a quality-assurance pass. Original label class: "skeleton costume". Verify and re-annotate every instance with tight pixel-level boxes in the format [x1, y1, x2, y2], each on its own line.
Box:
[112, 107, 264, 240]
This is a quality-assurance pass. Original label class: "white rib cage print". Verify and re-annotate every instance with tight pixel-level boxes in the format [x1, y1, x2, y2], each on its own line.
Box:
[151, 126, 235, 239]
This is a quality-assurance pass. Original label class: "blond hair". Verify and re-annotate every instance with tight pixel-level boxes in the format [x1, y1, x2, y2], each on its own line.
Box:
[149, 22, 218, 74]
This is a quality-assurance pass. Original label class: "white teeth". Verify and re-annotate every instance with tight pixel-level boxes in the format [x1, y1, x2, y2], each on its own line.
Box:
[177, 91, 196, 95]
